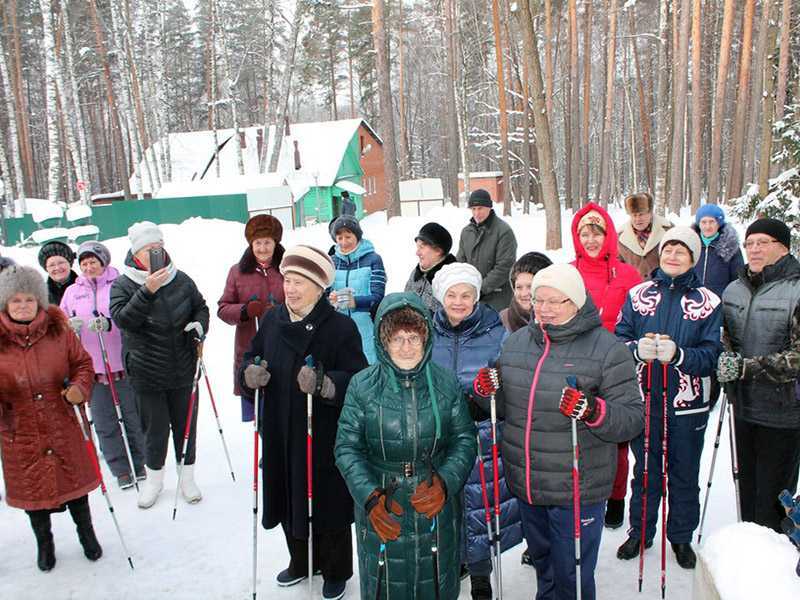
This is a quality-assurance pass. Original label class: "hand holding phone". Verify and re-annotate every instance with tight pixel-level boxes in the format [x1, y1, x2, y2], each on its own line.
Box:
[148, 247, 166, 273]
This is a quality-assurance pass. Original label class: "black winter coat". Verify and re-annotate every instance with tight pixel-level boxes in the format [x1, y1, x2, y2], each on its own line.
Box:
[109, 255, 209, 391]
[240, 296, 368, 539]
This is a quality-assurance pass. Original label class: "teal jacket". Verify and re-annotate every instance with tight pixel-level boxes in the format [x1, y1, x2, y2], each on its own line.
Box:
[335, 292, 477, 600]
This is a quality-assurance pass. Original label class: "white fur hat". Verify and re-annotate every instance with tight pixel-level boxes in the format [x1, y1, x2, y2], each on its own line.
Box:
[531, 263, 587, 308]
[432, 262, 483, 304]
[0, 265, 49, 311]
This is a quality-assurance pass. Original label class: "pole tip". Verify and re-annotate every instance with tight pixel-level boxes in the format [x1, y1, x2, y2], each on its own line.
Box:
[172, 509, 177, 521]
[128, 557, 135, 570]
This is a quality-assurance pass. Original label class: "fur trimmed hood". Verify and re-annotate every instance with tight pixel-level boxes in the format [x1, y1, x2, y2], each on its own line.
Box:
[692, 222, 741, 263]
[0, 305, 70, 347]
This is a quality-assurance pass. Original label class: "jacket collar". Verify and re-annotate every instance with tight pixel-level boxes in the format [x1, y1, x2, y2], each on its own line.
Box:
[692, 223, 741, 262]
[0, 305, 67, 348]
[433, 302, 501, 338]
[531, 295, 602, 345]
[652, 266, 702, 291]
[277, 295, 335, 358]
[619, 213, 672, 257]
[742, 253, 800, 289]
[76, 265, 119, 289]
[414, 253, 457, 283]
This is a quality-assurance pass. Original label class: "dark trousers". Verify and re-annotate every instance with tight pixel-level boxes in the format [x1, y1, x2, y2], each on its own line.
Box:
[136, 385, 197, 469]
[735, 418, 800, 532]
[281, 521, 353, 582]
[92, 378, 146, 477]
[519, 500, 605, 600]
[610, 442, 630, 500]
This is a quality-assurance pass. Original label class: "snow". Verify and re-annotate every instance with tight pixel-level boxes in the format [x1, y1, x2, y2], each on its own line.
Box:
[0, 205, 791, 599]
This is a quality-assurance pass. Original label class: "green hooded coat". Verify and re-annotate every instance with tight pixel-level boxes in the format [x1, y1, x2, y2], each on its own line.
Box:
[335, 292, 477, 600]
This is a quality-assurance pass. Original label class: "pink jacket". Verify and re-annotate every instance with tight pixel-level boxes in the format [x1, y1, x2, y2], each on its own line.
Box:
[60, 266, 124, 375]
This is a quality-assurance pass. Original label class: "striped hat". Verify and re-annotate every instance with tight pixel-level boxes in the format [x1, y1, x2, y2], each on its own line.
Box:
[279, 245, 335, 289]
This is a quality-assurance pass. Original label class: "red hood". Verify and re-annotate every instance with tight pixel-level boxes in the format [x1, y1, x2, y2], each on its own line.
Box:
[571, 202, 620, 262]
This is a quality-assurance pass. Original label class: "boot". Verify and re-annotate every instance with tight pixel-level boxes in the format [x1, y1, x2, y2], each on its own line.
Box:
[605, 498, 625, 529]
[68, 497, 102, 561]
[671, 543, 697, 569]
[179, 464, 202, 504]
[28, 512, 56, 572]
[617, 535, 652, 560]
[137, 466, 165, 509]
[470, 575, 492, 600]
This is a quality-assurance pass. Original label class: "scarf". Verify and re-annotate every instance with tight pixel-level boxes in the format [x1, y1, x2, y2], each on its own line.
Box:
[701, 232, 720, 246]
[635, 223, 652, 248]
[505, 297, 531, 333]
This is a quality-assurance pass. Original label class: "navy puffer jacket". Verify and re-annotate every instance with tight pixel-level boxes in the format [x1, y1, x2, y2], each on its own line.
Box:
[692, 223, 745, 299]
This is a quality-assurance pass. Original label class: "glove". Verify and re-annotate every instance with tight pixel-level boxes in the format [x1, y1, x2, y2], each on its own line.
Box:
[366, 488, 404, 542]
[62, 386, 84, 405]
[184, 321, 204, 340]
[68, 317, 83, 334]
[717, 351, 744, 383]
[244, 362, 271, 389]
[410, 474, 447, 519]
[636, 336, 658, 362]
[88, 315, 111, 333]
[559, 386, 599, 421]
[473, 367, 501, 398]
[656, 337, 677, 364]
[245, 300, 266, 319]
[297, 365, 336, 399]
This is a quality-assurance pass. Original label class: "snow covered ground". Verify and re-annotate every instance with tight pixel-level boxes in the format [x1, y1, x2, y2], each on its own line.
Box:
[0, 204, 795, 598]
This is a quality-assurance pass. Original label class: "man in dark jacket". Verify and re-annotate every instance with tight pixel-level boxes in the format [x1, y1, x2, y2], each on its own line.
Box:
[718, 218, 800, 533]
[110, 221, 209, 510]
[405, 222, 457, 312]
[456, 189, 517, 311]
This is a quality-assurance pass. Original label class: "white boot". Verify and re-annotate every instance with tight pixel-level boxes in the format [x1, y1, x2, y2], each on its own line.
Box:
[137, 467, 164, 509]
[179, 464, 202, 504]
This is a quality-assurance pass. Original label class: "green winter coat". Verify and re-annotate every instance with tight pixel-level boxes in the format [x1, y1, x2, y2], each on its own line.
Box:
[335, 292, 477, 600]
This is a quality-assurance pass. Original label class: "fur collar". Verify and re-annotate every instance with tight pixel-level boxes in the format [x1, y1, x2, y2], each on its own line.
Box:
[692, 223, 741, 262]
[618, 213, 672, 256]
[0, 305, 69, 347]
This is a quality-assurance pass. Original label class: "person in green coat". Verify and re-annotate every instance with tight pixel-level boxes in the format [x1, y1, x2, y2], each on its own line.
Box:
[335, 292, 477, 600]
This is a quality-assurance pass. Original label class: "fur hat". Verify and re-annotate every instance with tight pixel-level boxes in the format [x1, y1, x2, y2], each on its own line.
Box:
[415, 222, 452, 255]
[37, 241, 75, 269]
[128, 221, 164, 254]
[245, 214, 283, 245]
[745, 217, 791, 250]
[510, 251, 553, 286]
[695, 204, 726, 227]
[77, 241, 111, 267]
[624, 192, 654, 215]
[532, 263, 587, 309]
[577, 209, 607, 234]
[279, 245, 335, 289]
[378, 305, 428, 349]
[329, 215, 363, 242]
[432, 262, 482, 304]
[0, 265, 49, 311]
[468, 189, 493, 208]
[659, 226, 703, 266]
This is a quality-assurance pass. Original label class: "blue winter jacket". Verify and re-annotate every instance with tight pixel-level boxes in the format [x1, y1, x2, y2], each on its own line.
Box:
[615, 268, 723, 418]
[692, 223, 745, 299]
[432, 304, 523, 565]
[331, 239, 386, 364]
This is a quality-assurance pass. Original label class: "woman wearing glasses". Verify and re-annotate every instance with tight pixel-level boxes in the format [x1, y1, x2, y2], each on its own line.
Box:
[472, 263, 643, 600]
[335, 292, 476, 600]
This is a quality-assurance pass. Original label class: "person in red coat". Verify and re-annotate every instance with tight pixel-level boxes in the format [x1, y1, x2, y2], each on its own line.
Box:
[571, 202, 642, 528]
[218, 214, 286, 421]
[0, 265, 99, 572]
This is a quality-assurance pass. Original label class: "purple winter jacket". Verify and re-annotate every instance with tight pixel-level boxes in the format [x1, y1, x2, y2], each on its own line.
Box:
[60, 266, 124, 375]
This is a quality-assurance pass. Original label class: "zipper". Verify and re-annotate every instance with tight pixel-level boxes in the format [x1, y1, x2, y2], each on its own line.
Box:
[702, 248, 709, 285]
[525, 327, 551, 504]
[406, 378, 420, 594]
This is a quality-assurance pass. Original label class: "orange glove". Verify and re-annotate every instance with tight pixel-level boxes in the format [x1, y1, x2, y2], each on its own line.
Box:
[366, 488, 404, 542]
[62, 386, 84, 405]
[410, 474, 446, 519]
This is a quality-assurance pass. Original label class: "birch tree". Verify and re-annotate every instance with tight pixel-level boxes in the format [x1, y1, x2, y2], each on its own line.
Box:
[39, 0, 62, 203]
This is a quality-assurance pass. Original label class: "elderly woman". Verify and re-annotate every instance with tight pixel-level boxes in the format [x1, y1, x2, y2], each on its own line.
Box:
[328, 215, 386, 364]
[615, 227, 722, 570]
[429, 262, 521, 599]
[0, 266, 100, 571]
[335, 292, 476, 600]
[473, 263, 643, 600]
[241, 245, 367, 600]
[61, 241, 146, 489]
[405, 222, 457, 312]
[38, 240, 79, 305]
[217, 214, 285, 422]
[110, 221, 209, 510]
[500, 251, 552, 333]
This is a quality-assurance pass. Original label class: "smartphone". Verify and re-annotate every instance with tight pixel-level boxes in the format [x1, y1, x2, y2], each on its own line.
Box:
[148, 247, 166, 273]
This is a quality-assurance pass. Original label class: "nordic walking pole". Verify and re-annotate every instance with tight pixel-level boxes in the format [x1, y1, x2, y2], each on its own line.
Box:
[489, 371, 503, 600]
[71, 311, 99, 451]
[638, 363, 653, 593]
[476, 433, 499, 599]
[93, 311, 139, 492]
[252, 351, 263, 600]
[697, 393, 729, 544]
[725, 385, 742, 522]
[374, 479, 398, 600]
[198, 357, 236, 482]
[67, 382, 134, 569]
[566, 376, 582, 600]
[172, 356, 203, 520]
[305, 355, 316, 600]
[660, 359, 669, 600]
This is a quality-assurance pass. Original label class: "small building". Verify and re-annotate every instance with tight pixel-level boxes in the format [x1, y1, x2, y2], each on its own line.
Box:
[458, 171, 505, 204]
[399, 178, 445, 217]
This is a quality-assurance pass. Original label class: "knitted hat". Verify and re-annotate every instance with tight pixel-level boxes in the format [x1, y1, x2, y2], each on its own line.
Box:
[531, 264, 587, 308]
[279, 245, 335, 289]
[128, 221, 164, 254]
[245, 214, 283, 244]
[77, 241, 111, 267]
[329, 215, 363, 242]
[0, 265, 48, 311]
[577, 209, 607, 234]
[468, 189, 493, 208]
[624, 192, 653, 214]
[37, 241, 75, 269]
[432, 262, 482, 304]
[510, 251, 553, 285]
[415, 222, 452, 255]
[745, 217, 791, 250]
[659, 226, 703, 266]
[695, 204, 726, 227]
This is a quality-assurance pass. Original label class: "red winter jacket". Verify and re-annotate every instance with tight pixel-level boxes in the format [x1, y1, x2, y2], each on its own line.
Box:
[571, 203, 641, 333]
[0, 306, 98, 510]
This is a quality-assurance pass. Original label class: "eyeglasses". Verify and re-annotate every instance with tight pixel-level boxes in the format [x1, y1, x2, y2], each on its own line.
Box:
[744, 239, 780, 250]
[388, 334, 423, 349]
[532, 297, 571, 309]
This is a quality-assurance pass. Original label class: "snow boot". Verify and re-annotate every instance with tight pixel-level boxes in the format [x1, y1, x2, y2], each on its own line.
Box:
[617, 535, 653, 560]
[29, 512, 55, 572]
[671, 543, 696, 569]
[470, 575, 493, 600]
[179, 464, 202, 504]
[521, 547, 533, 566]
[322, 579, 346, 600]
[68, 496, 102, 561]
[137, 466, 164, 509]
[605, 498, 625, 529]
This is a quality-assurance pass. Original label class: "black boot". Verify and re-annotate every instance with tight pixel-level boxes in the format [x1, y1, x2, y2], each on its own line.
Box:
[605, 498, 625, 529]
[470, 575, 492, 600]
[617, 535, 652, 560]
[68, 496, 103, 561]
[671, 543, 696, 569]
[28, 511, 56, 572]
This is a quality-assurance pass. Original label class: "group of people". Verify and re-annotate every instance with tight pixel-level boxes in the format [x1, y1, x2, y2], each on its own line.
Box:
[0, 187, 798, 600]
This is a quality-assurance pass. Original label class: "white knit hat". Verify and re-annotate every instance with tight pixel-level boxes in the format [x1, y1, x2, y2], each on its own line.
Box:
[432, 262, 482, 304]
[531, 263, 587, 308]
[128, 221, 164, 254]
[659, 226, 702, 266]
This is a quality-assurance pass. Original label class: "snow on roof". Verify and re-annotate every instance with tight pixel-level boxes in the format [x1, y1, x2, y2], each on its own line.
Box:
[155, 173, 288, 199]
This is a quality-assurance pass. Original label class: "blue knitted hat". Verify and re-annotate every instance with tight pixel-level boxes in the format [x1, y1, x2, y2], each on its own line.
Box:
[695, 204, 725, 227]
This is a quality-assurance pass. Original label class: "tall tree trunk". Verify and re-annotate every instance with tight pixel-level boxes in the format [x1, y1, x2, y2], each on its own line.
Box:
[543, 0, 554, 120]
[598, 0, 618, 206]
[707, 0, 736, 203]
[442, 0, 461, 205]
[7, 2, 34, 196]
[669, 0, 691, 213]
[39, 0, 62, 203]
[62, 0, 91, 202]
[520, 26, 534, 215]
[654, 0, 671, 213]
[491, 0, 511, 213]
[629, 5, 654, 193]
[743, 1, 770, 187]
[774, 0, 792, 123]
[220, 11, 245, 176]
[398, 1, 408, 177]
[580, 0, 591, 203]
[758, 1, 778, 197]
[689, 0, 703, 210]
[566, 0, 578, 208]
[0, 20, 25, 204]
